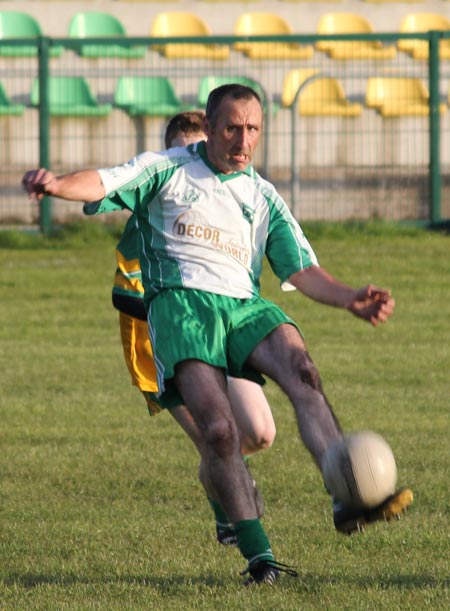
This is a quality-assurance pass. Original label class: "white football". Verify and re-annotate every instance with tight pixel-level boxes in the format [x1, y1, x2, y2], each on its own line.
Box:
[322, 431, 397, 509]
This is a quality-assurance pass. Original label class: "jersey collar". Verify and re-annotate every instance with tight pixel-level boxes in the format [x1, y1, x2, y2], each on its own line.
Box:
[194, 140, 253, 181]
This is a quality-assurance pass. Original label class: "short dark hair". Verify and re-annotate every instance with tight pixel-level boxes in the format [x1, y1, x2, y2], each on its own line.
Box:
[164, 110, 206, 149]
[205, 84, 262, 127]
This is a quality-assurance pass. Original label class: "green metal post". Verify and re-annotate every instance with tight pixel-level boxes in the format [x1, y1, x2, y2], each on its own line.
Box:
[428, 32, 441, 226]
[38, 36, 51, 234]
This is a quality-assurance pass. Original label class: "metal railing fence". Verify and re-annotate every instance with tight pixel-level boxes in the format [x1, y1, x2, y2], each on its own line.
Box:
[1, 32, 449, 230]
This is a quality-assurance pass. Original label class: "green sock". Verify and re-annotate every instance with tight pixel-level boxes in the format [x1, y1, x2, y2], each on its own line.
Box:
[207, 496, 233, 530]
[234, 519, 274, 563]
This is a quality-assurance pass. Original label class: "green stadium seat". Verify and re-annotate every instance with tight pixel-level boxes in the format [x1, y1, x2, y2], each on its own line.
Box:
[68, 12, 146, 59]
[197, 75, 274, 112]
[114, 76, 191, 117]
[0, 11, 63, 57]
[0, 82, 25, 115]
[30, 76, 112, 116]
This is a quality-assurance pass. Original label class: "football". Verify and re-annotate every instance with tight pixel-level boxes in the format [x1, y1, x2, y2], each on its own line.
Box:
[322, 431, 397, 509]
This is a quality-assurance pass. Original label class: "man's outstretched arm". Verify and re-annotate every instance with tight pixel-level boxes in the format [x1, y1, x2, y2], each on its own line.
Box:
[22, 168, 106, 203]
[288, 265, 395, 326]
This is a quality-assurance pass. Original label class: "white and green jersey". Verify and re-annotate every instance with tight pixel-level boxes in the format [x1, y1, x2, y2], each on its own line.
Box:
[84, 141, 318, 306]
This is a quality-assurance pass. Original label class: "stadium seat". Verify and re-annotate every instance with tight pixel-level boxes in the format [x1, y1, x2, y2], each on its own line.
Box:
[316, 13, 396, 60]
[68, 11, 146, 58]
[30, 77, 112, 116]
[114, 76, 190, 117]
[197, 74, 274, 112]
[200, 0, 260, 3]
[398, 13, 450, 60]
[280, 0, 342, 3]
[150, 12, 229, 59]
[201, 0, 261, 2]
[233, 12, 314, 59]
[0, 82, 25, 115]
[363, 0, 424, 3]
[282, 69, 319, 108]
[114, 76, 194, 158]
[282, 69, 363, 116]
[0, 11, 62, 57]
[365, 77, 447, 117]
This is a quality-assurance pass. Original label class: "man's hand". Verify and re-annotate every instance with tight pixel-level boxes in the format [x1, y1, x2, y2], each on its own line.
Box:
[21, 168, 106, 203]
[347, 285, 395, 326]
[288, 267, 395, 326]
[22, 168, 57, 201]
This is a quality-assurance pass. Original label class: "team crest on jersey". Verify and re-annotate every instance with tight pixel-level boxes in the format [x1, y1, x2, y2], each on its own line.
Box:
[182, 188, 200, 203]
[242, 204, 255, 224]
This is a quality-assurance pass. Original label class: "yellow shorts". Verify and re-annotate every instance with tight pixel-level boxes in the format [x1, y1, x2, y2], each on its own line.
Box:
[119, 312, 163, 415]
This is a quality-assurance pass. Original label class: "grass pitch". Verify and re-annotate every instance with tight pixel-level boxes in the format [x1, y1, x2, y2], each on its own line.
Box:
[1, 221, 449, 610]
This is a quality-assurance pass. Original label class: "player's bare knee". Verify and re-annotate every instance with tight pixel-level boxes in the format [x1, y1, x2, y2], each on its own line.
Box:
[293, 351, 323, 393]
[253, 435, 274, 452]
[204, 417, 239, 457]
[241, 419, 276, 454]
[254, 423, 276, 451]
[242, 433, 274, 455]
[300, 363, 322, 392]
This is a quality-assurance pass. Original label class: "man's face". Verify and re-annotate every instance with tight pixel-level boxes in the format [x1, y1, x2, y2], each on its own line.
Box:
[204, 95, 263, 174]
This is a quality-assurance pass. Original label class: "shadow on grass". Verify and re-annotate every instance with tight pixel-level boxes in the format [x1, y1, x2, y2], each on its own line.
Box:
[4, 571, 449, 591]
[3, 572, 229, 590]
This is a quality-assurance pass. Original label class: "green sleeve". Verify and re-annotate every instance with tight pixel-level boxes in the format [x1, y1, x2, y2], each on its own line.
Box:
[83, 157, 181, 216]
[83, 195, 129, 215]
[265, 197, 318, 283]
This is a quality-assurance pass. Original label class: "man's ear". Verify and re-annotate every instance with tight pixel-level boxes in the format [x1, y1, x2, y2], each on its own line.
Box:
[202, 116, 212, 137]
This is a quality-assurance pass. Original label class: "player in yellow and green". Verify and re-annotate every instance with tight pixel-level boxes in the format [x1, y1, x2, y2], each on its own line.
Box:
[111, 110, 276, 546]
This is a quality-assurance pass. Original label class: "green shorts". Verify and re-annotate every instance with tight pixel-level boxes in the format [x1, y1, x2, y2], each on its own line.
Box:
[147, 288, 299, 408]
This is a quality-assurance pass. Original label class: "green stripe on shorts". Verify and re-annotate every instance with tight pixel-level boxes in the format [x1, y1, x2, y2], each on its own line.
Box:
[148, 288, 299, 408]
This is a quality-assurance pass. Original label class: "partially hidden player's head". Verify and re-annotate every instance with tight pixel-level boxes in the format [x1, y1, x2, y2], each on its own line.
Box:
[203, 83, 263, 175]
[165, 110, 206, 149]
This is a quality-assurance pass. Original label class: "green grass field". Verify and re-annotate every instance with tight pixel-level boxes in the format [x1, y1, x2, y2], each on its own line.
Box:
[1, 222, 449, 610]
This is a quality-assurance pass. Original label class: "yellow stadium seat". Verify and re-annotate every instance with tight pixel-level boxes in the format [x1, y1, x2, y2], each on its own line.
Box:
[282, 69, 363, 116]
[281, 0, 342, 3]
[200, 0, 260, 3]
[281, 69, 319, 107]
[151, 12, 229, 59]
[316, 13, 396, 59]
[234, 12, 314, 59]
[398, 13, 450, 60]
[363, 0, 424, 3]
[365, 77, 447, 117]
